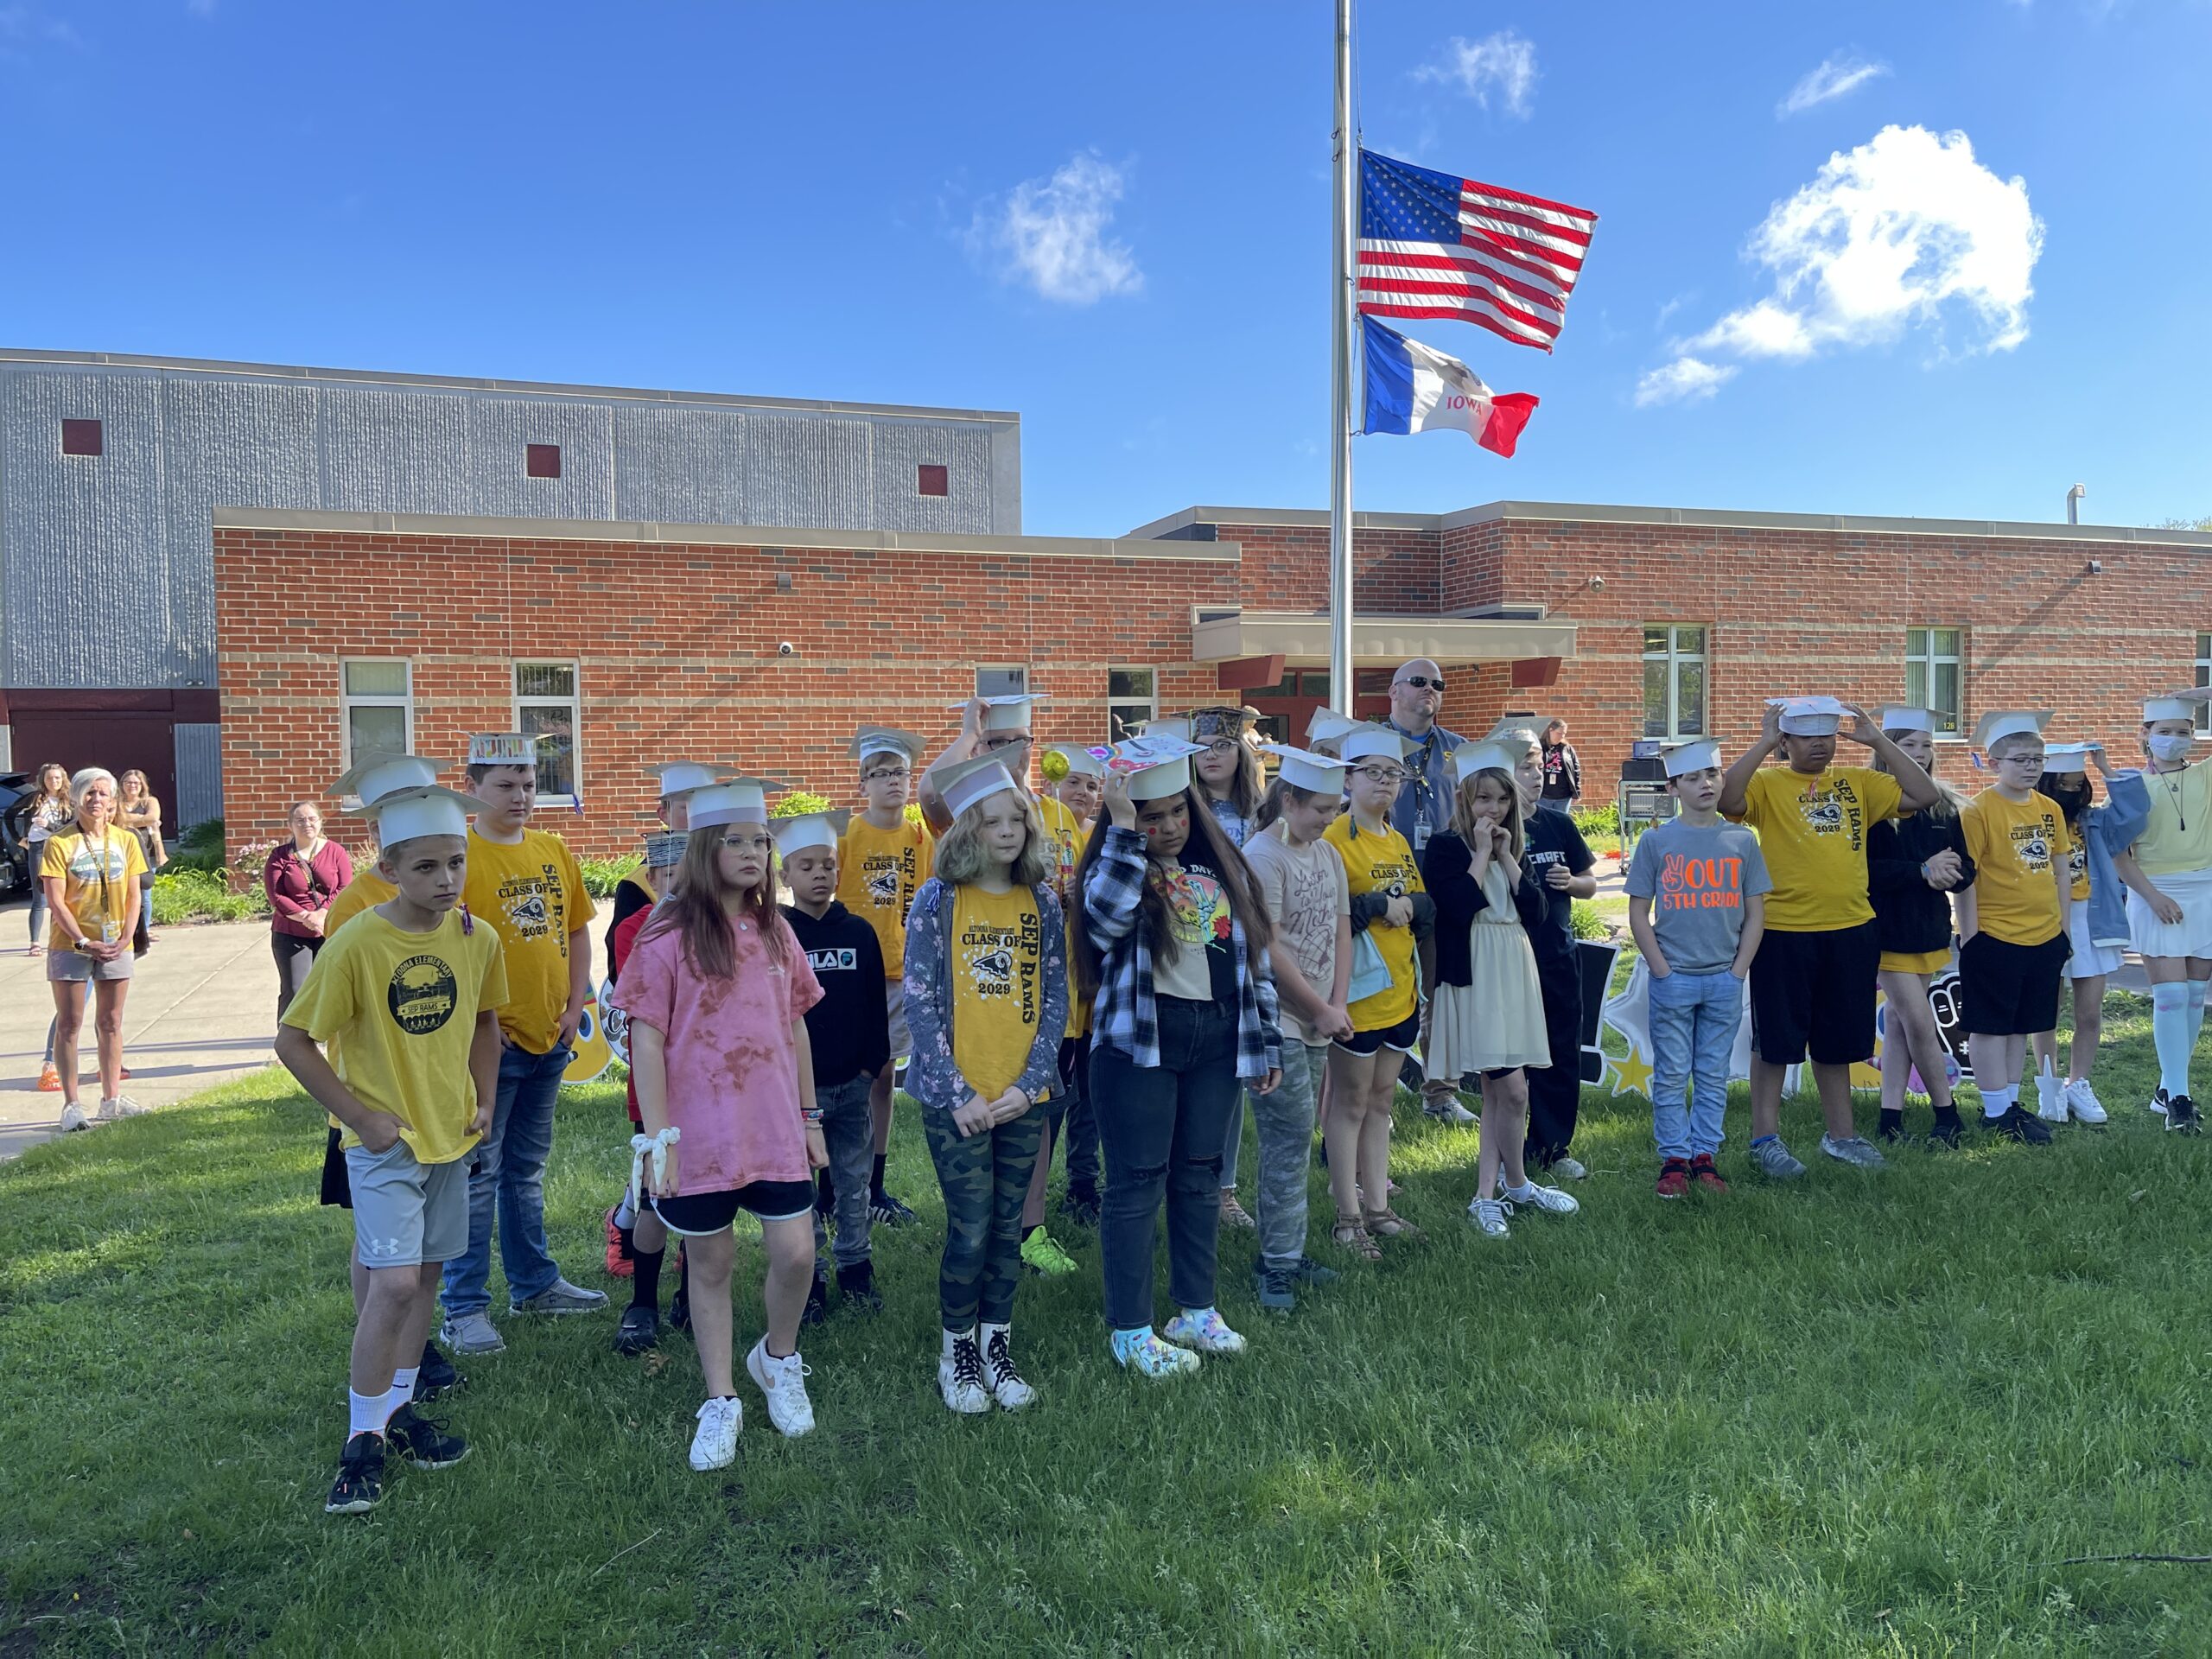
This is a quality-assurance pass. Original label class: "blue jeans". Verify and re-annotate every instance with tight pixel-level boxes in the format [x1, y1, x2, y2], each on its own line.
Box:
[1649, 969, 1744, 1160]
[441, 1040, 571, 1318]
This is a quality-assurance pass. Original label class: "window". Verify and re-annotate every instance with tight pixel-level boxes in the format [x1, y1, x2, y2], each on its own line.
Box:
[975, 664, 1028, 699]
[514, 662, 580, 799]
[2196, 633, 2211, 734]
[1904, 627, 1964, 735]
[917, 463, 949, 497]
[61, 418, 102, 457]
[340, 660, 413, 769]
[1642, 625, 1707, 739]
[525, 443, 562, 479]
[1107, 668, 1156, 741]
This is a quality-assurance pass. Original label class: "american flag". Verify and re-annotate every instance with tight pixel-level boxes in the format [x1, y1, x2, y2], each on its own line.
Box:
[1357, 149, 1597, 353]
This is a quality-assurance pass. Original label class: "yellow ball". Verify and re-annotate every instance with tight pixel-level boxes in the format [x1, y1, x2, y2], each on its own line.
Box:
[1040, 748, 1070, 784]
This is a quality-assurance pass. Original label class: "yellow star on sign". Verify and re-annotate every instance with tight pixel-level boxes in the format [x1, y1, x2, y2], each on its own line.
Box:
[1608, 1047, 1655, 1101]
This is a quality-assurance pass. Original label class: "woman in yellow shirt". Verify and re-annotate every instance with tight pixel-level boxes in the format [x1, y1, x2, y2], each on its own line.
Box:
[41, 767, 149, 1132]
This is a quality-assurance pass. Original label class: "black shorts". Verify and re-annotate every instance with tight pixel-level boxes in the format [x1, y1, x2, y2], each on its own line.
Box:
[320, 1126, 353, 1210]
[650, 1179, 817, 1236]
[1335, 1009, 1421, 1057]
[1959, 931, 2069, 1037]
[1749, 920, 1880, 1066]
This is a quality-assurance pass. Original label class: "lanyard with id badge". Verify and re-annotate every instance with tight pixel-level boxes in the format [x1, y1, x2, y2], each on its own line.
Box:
[76, 831, 123, 947]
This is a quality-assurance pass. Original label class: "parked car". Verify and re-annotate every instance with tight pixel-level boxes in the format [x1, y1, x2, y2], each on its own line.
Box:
[0, 771, 34, 898]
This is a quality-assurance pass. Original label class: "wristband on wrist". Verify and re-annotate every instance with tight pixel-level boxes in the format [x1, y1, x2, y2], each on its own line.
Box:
[802, 1107, 823, 1126]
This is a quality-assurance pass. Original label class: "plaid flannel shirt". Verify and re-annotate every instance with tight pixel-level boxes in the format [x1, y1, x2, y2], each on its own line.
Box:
[1082, 823, 1281, 1079]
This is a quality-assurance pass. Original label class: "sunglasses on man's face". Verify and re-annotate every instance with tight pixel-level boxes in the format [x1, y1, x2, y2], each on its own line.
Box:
[1396, 676, 1445, 691]
[982, 734, 1032, 752]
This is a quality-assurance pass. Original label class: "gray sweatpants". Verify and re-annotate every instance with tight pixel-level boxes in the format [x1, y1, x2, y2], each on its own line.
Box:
[1252, 1039, 1328, 1272]
[812, 1074, 876, 1272]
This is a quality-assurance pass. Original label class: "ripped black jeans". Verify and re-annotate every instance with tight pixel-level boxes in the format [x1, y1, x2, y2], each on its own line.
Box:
[1090, 995, 1241, 1332]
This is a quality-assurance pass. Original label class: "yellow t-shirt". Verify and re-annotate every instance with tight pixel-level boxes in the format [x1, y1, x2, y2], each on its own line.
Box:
[282, 906, 509, 1165]
[1961, 789, 2072, 947]
[326, 867, 397, 935]
[40, 829, 148, 952]
[2132, 760, 2212, 878]
[950, 882, 1046, 1100]
[1325, 815, 1425, 1032]
[836, 815, 933, 982]
[463, 827, 597, 1053]
[1035, 793, 1092, 1038]
[2064, 834, 2090, 904]
[1730, 766, 1903, 932]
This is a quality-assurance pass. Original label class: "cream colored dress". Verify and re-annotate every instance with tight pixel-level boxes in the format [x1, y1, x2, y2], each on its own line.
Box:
[1427, 861, 1550, 1081]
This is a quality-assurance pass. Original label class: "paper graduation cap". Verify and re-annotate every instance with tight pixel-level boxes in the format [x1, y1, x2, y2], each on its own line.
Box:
[772, 810, 852, 857]
[930, 753, 1023, 818]
[1769, 696, 1849, 736]
[346, 784, 485, 845]
[1258, 744, 1351, 795]
[330, 749, 441, 806]
[1661, 738, 1722, 779]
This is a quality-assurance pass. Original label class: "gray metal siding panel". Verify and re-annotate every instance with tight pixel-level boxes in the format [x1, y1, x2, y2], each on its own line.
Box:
[1, 370, 172, 688]
[172, 722, 222, 831]
[743, 412, 871, 531]
[319, 388, 476, 515]
[611, 405, 751, 525]
[468, 397, 615, 520]
[868, 421, 992, 534]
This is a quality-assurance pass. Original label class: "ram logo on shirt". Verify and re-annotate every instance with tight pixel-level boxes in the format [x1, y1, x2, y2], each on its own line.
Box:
[805, 946, 860, 975]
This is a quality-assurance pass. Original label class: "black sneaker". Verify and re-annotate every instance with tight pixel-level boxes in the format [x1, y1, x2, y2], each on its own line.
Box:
[669, 1281, 691, 1333]
[1993, 1104, 2054, 1145]
[385, 1404, 469, 1471]
[2169, 1095, 2202, 1134]
[869, 1191, 919, 1228]
[324, 1433, 386, 1515]
[802, 1272, 829, 1326]
[415, 1338, 464, 1402]
[1927, 1110, 1964, 1149]
[1058, 1186, 1102, 1228]
[1253, 1263, 1296, 1314]
[1876, 1112, 1906, 1144]
[1291, 1254, 1340, 1287]
[836, 1260, 883, 1313]
[613, 1304, 661, 1357]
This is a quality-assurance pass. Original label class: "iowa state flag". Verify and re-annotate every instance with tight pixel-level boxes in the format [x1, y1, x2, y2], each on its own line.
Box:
[1361, 316, 1537, 458]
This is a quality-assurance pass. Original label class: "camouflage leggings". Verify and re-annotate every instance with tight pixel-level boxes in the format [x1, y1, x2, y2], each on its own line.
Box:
[922, 1102, 1047, 1331]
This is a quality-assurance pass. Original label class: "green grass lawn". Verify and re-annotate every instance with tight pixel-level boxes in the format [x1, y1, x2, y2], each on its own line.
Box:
[6, 994, 2211, 1655]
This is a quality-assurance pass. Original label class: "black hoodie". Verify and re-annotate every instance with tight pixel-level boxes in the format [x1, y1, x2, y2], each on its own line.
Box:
[781, 900, 892, 1086]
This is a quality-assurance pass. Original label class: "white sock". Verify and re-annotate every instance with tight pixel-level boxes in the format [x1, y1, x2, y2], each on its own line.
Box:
[385, 1366, 419, 1424]
[347, 1389, 387, 1438]
[2153, 983, 2193, 1096]
[1504, 1179, 1539, 1201]
[1980, 1084, 2015, 1120]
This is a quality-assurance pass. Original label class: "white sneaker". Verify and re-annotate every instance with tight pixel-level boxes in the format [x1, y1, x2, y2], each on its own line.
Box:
[60, 1103, 94, 1133]
[2150, 1087, 2171, 1117]
[1551, 1156, 1589, 1181]
[980, 1323, 1037, 1410]
[2034, 1072, 2069, 1124]
[938, 1332, 990, 1414]
[689, 1395, 742, 1470]
[744, 1338, 815, 1437]
[2066, 1079, 2109, 1125]
[1468, 1197, 1514, 1238]
[1423, 1093, 1478, 1126]
[1506, 1181, 1580, 1216]
[95, 1096, 149, 1122]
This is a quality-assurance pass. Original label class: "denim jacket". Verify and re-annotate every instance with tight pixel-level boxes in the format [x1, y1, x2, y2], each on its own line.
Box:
[899, 876, 1069, 1120]
[1083, 823, 1282, 1080]
[2078, 772, 2151, 948]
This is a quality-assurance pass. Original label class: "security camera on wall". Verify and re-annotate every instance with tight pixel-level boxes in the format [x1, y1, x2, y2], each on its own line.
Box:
[777, 641, 796, 657]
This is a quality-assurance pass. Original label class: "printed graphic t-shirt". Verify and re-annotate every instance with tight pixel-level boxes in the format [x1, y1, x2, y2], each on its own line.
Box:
[949, 882, 1047, 1100]
[836, 815, 933, 982]
[1150, 851, 1240, 1007]
[40, 829, 148, 952]
[1243, 823, 1351, 1046]
[1731, 766, 1903, 932]
[1035, 792, 1093, 1039]
[326, 867, 398, 935]
[1961, 789, 2072, 947]
[1624, 817, 1773, 974]
[1325, 815, 1426, 1031]
[464, 827, 597, 1053]
[282, 907, 509, 1165]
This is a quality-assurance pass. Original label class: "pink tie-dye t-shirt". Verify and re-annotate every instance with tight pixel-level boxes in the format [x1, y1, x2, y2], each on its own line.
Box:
[609, 910, 824, 1195]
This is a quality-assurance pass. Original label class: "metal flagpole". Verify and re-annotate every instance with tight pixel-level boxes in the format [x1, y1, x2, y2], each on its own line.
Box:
[1327, 0, 1355, 716]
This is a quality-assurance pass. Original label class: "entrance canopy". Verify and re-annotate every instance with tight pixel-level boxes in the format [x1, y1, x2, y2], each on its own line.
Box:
[1192, 609, 1575, 667]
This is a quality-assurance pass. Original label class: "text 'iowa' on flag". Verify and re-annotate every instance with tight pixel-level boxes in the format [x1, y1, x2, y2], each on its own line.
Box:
[1360, 316, 1537, 458]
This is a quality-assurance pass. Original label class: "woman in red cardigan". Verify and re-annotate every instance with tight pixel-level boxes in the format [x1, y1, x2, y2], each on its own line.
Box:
[263, 801, 356, 1020]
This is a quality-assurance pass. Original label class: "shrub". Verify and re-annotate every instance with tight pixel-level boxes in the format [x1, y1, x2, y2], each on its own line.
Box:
[578, 856, 643, 899]
[1570, 802, 1618, 840]
[772, 789, 833, 817]
[152, 868, 268, 925]
[178, 818, 226, 858]
[1569, 900, 1607, 941]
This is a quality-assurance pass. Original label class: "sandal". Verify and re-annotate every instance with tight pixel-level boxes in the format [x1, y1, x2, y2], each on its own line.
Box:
[1363, 1207, 1423, 1241]
[1332, 1212, 1382, 1262]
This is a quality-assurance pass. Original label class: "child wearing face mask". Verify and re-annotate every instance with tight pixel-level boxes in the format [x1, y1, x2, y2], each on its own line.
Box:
[2111, 692, 2212, 1130]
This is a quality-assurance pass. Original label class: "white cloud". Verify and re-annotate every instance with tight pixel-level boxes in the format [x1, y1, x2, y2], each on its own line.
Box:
[1778, 53, 1889, 118]
[1414, 31, 1538, 118]
[975, 153, 1141, 306]
[1634, 124, 2044, 406]
[1635, 358, 1738, 407]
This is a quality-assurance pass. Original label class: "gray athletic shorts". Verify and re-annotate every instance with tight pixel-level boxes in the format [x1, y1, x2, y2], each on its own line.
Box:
[887, 980, 912, 1060]
[345, 1139, 470, 1268]
[48, 948, 133, 983]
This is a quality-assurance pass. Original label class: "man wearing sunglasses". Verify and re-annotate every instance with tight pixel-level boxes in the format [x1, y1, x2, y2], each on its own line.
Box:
[1384, 659, 1476, 1125]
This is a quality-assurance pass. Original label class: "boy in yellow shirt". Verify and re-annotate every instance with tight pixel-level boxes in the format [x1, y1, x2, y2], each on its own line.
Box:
[439, 733, 605, 1357]
[1720, 696, 1938, 1176]
[276, 783, 506, 1516]
[838, 727, 935, 1226]
[1954, 711, 2071, 1145]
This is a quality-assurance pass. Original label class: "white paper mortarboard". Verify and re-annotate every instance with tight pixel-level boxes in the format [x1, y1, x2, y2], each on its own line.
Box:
[330, 749, 440, 807]
[687, 781, 771, 829]
[1878, 706, 1934, 734]
[2144, 692, 2211, 723]
[1450, 741, 1524, 784]
[1969, 709, 2052, 751]
[1046, 743, 1108, 779]
[931, 753, 1022, 818]
[349, 784, 483, 846]
[467, 733, 540, 767]
[849, 728, 925, 766]
[948, 696, 1048, 735]
[1662, 738, 1723, 779]
[1306, 709, 1362, 750]
[2040, 742, 2099, 775]
[1770, 696, 1849, 737]
[1139, 715, 1193, 745]
[1126, 754, 1193, 801]
[1259, 744, 1351, 796]
[1482, 719, 1542, 756]
[772, 810, 850, 857]
[1339, 728, 1415, 767]
[652, 761, 732, 799]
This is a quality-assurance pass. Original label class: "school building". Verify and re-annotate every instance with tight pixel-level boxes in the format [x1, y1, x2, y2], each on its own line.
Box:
[9, 348, 2212, 858]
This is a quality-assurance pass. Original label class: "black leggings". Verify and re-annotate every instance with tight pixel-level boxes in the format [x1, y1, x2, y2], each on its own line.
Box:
[272, 931, 325, 1021]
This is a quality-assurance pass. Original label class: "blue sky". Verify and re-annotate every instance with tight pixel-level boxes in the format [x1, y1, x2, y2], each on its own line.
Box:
[4, 2, 2209, 534]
